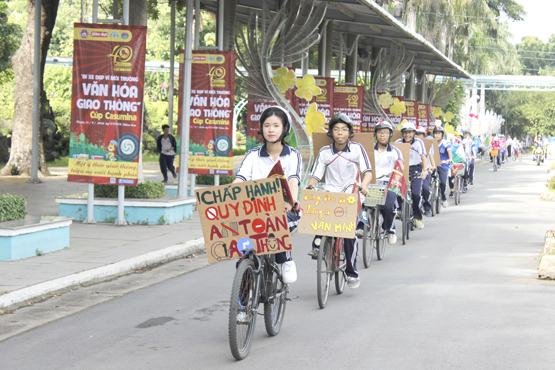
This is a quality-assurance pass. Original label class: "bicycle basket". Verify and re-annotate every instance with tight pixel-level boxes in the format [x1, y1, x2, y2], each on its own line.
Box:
[364, 184, 388, 206]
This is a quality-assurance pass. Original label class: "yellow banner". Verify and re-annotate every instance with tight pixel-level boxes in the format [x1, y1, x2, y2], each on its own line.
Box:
[189, 156, 233, 170]
[74, 27, 133, 42]
[68, 158, 138, 179]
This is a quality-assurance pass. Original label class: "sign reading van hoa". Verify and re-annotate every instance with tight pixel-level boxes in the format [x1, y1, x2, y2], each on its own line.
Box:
[68, 23, 146, 186]
[196, 177, 292, 264]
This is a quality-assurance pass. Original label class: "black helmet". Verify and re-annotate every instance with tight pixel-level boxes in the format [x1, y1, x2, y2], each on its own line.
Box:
[327, 113, 354, 137]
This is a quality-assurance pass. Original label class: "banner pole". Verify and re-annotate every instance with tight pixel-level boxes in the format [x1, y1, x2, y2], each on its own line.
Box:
[168, 0, 176, 129]
[116, 0, 130, 226]
[30, 0, 41, 183]
[177, 0, 194, 198]
[212, 0, 225, 188]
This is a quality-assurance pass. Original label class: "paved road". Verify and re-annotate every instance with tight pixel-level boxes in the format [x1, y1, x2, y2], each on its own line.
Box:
[2, 158, 555, 370]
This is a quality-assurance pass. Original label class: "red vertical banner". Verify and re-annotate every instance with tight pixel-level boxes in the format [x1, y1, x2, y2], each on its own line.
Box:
[418, 103, 430, 130]
[294, 77, 334, 122]
[178, 51, 235, 175]
[403, 100, 418, 126]
[362, 113, 383, 133]
[68, 23, 146, 186]
[333, 85, 364, 132]
[245, 90, 295, 150]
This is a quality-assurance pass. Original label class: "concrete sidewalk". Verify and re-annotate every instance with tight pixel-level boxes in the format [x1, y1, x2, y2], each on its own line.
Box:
[0, 168, 205, 311]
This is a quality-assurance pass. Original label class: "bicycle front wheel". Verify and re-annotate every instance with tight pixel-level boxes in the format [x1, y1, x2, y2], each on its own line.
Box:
[229, 259, 258, 361]
[317, 237, 332, 309]
[334, 238, 346, 295]
[362, 214, 373, 268]
[263, 261, 287, 337]
[374, 208, 385, 261]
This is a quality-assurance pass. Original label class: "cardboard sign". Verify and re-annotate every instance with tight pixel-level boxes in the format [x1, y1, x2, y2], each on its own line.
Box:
[196, 177, 291, 263]
[424, 138, 440, 166]
[392, 142, 410, 183]
[311, 132, 376, 184]
[298, 189, 359, 238]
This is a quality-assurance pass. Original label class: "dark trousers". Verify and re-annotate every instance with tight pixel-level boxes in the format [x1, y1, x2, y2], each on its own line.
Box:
[275, 211, 301, 264]
[421, 173, 432, 212]
[409, 165, 423, 220]
[380, 190, 398, 233]
[159, 153, 176, 182]
[438, 166, 449, 201]
[344, 238, 358, 278]
[467, 159, 475, 184]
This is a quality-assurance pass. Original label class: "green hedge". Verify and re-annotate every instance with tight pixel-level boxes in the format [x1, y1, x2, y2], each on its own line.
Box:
[548, 177, 555, 191]
[94, 181, 166, 199]
[195, 174, 235, 185]
[0, 194, 26, 222]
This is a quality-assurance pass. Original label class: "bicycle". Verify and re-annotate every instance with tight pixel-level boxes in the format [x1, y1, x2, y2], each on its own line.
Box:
[228, 251, 288, 360]
[451, 163, 465, 206]
[401, 193, 412, 245]
[316, 235, 347, 309]
[361, 183, 388, 267]
[490, 148, 499, 172]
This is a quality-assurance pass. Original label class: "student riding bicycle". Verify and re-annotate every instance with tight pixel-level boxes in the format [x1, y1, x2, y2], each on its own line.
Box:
[233, 106, 302, 284]
[416, 126, 434, 217]
[433, 125, 452, 208]
[449, 131, 468, 195]
[395, 121, 428, 229]
[306, 113, 372, 288]
[369, 120, 403, 245]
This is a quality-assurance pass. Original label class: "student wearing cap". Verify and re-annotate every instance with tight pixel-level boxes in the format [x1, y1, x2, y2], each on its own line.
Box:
[395, 121, 428, 229]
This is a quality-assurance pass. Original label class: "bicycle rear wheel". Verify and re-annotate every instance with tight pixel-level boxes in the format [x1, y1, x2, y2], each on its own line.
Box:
[374, 208, 386, 261]
[317, 237, 332, 309]
[430, 180, 438, 217]
[229, 259, 257, 361]
[263, 260, 287, 337]
[401, 201, 408, 245]
[454, 177, 461, 205]
[362, 211, 373, 268]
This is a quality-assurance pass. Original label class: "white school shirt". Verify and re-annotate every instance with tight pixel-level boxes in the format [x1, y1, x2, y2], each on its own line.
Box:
[373, 143, 403, 183]
[310, 141, 371, 193]
[236, 144, 302, 183]
[395, 137, 425, 166]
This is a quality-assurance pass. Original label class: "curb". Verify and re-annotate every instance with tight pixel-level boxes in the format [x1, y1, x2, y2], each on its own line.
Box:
[538, 231, 555, 279]
[0, 238, 205, 310]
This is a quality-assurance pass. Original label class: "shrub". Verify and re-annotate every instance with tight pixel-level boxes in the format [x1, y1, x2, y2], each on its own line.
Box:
[195, 174, 235, 185]
[94, 181, 166, 199]
[548, 177, 555, 191]
[0, 193, 26, 222]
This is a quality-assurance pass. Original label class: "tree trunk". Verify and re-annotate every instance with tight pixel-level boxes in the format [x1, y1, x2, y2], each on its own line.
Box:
[0, 0, 59, 176]
[129, 0, 148, 26]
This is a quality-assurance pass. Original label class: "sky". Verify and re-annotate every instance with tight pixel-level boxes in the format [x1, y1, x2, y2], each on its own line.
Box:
[508, 0, 553, 44]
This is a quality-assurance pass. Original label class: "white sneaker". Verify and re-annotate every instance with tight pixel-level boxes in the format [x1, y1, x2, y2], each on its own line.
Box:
[441, 200, 448, 208]
[236, 311, 248, 323]
[281, 261, 297, 284]
[346, 276, 360, 289]
[388, 233, 397, 245]
[414, 219, 424, 230]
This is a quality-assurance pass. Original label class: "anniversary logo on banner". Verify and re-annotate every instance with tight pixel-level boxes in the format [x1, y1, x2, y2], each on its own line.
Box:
[178, 51, 235, 175]
[418, 103, 430, 130]
[68, 23, 146, 186]
[403, 100, 418, 126]
[298, 190, 359, 239]
[294, 77, 334, 123]
[333, 84, 364, 132]
[196, 177, 291, 264]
